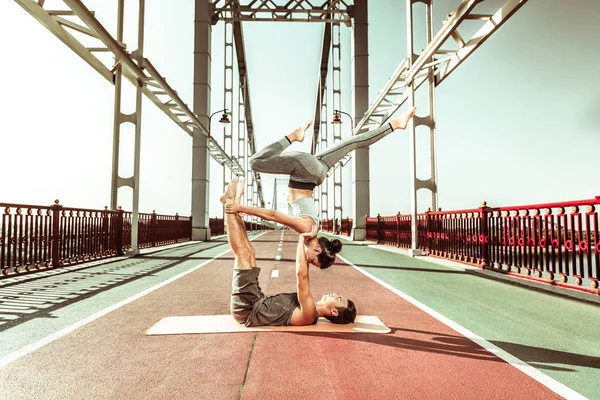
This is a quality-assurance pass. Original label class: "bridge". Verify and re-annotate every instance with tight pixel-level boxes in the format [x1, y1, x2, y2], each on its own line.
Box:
[1, 0, 599, 399]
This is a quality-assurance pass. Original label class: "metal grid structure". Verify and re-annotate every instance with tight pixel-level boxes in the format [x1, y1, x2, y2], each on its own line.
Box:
[211, 0, 353, 25]
[14, 0, 529, 254]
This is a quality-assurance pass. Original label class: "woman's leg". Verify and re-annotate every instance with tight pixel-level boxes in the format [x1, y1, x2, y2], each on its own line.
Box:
[249, 122, 327, 185]
[315, 123, 394, 168]
[315, 106, 416, 168]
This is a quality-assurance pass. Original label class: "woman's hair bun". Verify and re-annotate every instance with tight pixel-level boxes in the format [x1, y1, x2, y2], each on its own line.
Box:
[330, 239, 342, 254]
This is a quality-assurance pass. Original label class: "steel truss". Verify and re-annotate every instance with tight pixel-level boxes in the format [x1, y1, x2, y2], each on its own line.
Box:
[354, 0, 529, 134]
[14, 0, 245, 177]
[211, 0, 352, 25]
[231, 20, 265, 209]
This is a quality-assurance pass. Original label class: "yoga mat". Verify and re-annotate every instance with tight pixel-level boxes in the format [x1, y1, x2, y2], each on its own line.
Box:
[145, 315, 390, 335]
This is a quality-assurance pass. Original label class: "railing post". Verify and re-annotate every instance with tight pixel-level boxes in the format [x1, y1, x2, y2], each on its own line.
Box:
[480, 201, 489, 268]
[50, 199, 62, 267]
[102, 206, 110, 255]
[174, 213, 180, 243]
[116, 206, 124, 256]
[151, 210, 157, 247]
[396, 212, 401, 247]
[377, 214, 382, 244]
[425, 208, 432, 252]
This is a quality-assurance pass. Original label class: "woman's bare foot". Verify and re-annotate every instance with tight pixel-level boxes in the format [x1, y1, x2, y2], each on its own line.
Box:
[220, 178, 238, 205]
[286, 120, 312, 143]
[390, 106, 417, 130]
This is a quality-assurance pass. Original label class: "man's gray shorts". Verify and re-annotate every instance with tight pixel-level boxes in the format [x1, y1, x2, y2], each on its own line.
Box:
[230, 268, 263, 324]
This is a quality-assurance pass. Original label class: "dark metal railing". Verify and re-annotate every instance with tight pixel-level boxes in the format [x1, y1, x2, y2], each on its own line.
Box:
[365, 196, 600, 293]
[0, 201, 191, 277]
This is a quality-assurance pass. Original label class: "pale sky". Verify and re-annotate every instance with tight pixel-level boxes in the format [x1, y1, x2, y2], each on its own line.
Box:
[1, 0, 598, 221]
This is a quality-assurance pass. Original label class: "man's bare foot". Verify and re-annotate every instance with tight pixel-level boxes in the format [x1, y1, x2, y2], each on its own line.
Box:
[390, 106, 417, 130]
[286, 120, 312, 143]
[220, 177, 238, 205]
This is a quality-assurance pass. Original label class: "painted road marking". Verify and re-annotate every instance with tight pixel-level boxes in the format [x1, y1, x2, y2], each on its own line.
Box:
[271, 270, 279, 278]
[337, 254, 587, 400]
[0, 233, 269, 369]
[275, 255, 281, 261]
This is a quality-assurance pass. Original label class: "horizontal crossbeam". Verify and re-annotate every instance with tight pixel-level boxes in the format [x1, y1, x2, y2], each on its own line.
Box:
[211, 0, 352, 25]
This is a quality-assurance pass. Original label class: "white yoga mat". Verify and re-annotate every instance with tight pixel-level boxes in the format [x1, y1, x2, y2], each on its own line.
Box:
[145, 315, 390, 335]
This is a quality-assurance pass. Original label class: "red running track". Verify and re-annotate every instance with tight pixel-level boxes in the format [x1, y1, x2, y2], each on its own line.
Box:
[0, 231, 562, 399]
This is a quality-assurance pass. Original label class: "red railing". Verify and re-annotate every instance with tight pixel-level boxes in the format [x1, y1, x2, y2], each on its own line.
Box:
[365, 197, 600, 293]
[321, 218, 352, 236]
[0, 201, 191, 277]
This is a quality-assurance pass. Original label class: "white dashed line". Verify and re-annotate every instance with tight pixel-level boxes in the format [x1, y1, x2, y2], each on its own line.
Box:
[271, 270, 279, 278]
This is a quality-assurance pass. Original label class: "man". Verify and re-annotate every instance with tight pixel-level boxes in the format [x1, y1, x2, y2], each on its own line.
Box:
[221, 178, 357, 327]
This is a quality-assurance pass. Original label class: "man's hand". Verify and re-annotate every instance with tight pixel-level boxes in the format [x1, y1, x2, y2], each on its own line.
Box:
[224, 204, 242, 214]
[299, 224, 319, 240]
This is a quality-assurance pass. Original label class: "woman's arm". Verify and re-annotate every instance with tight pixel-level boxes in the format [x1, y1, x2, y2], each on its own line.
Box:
[224, 203, 314, 234]
[290, 227, 318, 326]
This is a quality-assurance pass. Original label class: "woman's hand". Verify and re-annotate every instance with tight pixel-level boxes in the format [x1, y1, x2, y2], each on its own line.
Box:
[224, 204, 242, 214]
[299, 224, 319, 240]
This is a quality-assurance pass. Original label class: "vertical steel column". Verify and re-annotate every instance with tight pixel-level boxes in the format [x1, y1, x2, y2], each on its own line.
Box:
[223, 18, 234, 214]
[130, 0, 145, 253]
[331, 18, 343, 229]
[319, 80, 329, 223]
[406, 0, 437, 255]
[110, 0, 125, 211]
[350, 0, 369, 241]
[109, 0, 145, 253]
[238, 78, 247, 211]
[191, 0, 212, 241]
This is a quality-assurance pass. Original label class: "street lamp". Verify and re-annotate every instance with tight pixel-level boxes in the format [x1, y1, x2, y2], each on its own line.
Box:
[208, 108, 230, 135]
[332, 109, 354, 127]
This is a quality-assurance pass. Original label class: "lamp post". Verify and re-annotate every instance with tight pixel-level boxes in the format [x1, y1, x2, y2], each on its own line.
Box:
[332, 109, 354, 127]
[208, 108, 230, 135]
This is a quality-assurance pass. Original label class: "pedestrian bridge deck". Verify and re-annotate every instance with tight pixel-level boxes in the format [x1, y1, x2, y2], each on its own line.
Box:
[0, 230, 597, 399]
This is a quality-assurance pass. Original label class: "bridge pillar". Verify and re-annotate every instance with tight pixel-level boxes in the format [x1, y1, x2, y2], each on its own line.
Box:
[351, 0, 369, 241]
[406, 0, 437, 256]
[191, 0, 212, 241]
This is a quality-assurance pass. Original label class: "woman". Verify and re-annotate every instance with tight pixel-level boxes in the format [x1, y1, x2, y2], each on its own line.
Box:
[225, 106, 417, 265]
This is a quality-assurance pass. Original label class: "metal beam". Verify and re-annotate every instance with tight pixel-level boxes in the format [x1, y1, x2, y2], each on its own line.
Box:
[14, 0, 245, 177]
[231, 16, 265, 207]
[212, 0, 352, 26]
[311, 23, 331, 155]
[353, 0, 529, 134]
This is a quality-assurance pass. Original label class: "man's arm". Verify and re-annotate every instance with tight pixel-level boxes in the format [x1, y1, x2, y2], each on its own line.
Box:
[289, 228, 318, 325]
[224, 204, 313, 234]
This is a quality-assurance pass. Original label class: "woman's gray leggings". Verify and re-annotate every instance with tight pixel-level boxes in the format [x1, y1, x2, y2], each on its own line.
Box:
[249, 123, 394, 186]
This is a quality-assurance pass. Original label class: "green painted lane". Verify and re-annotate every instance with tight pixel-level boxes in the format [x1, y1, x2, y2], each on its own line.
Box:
[333, 236, 600, 400]
[0, 238, 238, 358]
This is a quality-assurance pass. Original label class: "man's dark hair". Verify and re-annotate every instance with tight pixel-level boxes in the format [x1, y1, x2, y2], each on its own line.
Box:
[317, 237, 342, 269]
[324, 299, 357, 324]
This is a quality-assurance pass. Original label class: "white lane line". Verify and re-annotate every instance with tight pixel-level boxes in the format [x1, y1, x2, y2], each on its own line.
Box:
[0, 233, 271, 369]
[275, 255, 281, 261]
[271, 270, 279, 278]
[337, 254, 588, 400]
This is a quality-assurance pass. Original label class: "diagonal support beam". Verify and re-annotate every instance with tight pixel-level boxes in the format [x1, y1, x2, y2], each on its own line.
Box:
[14, 0, 245, 177]
[354, 0, 529, 134]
